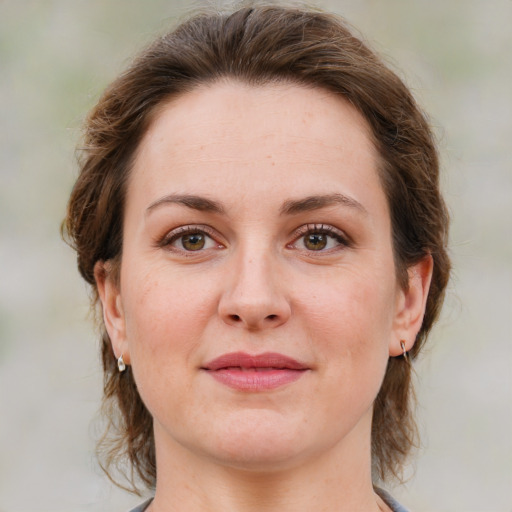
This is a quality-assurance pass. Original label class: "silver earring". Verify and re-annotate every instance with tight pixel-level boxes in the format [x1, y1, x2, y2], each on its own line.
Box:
[117, 354, 126, 372]
[400, 341, 408, 362]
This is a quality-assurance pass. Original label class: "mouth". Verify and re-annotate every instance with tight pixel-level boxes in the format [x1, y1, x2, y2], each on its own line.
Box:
[201, 352, 309, 391]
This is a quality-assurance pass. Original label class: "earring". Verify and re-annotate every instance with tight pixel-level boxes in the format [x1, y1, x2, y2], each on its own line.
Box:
[400, 341, 408, 362]
[117, 354, 126, 372]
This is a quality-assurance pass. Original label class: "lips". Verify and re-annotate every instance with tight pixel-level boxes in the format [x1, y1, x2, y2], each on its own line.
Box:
[201, 352, 309, 391]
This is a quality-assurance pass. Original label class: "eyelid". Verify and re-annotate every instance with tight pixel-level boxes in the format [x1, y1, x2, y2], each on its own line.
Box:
[288, 223, 351, 250]
[158, 224, 225, 251]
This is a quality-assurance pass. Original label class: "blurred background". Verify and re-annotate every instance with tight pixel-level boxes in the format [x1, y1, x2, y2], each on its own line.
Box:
[0, 0, 510, 511]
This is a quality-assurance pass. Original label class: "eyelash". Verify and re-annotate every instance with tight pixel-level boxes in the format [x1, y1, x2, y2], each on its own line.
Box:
[157, 223, 350, 254]
[289, 223, 351, 252]
[158, 225, 222, 253]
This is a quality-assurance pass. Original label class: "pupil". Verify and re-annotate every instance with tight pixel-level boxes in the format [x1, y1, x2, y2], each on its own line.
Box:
[182, 233, 205, 250]
[306, 233, 327, 250]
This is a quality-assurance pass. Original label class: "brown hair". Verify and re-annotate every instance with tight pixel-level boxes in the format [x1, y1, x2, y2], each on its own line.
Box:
[63, 3, 450, 492]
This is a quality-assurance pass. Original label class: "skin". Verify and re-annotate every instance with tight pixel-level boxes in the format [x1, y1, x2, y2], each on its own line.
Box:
[96, 81, 432, 512]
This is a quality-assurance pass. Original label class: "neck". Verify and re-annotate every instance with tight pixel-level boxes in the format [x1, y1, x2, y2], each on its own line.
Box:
[148, 415, 385, 512]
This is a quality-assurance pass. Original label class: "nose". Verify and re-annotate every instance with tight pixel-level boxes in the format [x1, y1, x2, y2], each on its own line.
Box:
[218, 250, 291, 331]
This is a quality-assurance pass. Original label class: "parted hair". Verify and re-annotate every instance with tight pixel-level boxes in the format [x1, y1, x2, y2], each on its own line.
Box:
[64, 3, 450, 492]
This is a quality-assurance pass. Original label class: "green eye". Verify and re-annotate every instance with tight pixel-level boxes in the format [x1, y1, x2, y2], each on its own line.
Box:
[303, 233, 328, 250]
[181, 233, 206, 251]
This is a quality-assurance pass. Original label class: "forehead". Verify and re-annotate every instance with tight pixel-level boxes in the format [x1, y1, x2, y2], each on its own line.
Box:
[138, 80, 375, 158]
[129, 81, 382, 213]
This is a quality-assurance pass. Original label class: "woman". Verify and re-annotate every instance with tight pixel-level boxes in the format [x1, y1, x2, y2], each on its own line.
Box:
[64, 4, 450, 511]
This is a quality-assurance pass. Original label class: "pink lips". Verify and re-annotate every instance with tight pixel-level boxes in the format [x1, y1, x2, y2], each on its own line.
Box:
[201, 352, 309, 391]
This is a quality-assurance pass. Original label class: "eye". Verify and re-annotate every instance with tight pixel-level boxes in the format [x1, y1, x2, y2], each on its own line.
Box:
[303, 232, 331, 251]
[160, 225, 222, 252]
[291, 224, 349, 252]
[177, 232, 211, 251]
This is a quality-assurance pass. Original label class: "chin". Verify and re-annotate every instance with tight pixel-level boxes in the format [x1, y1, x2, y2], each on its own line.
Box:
[194, 411, 320, 472]
[209, 443, 307, 474]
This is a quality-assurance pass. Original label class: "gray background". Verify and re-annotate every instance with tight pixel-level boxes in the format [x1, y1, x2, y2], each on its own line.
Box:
[1, 0, 511, 510]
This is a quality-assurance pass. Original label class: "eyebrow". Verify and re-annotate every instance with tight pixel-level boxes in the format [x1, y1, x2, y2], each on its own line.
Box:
[280, 193, 367, 216]
[145, 192, 366, 217]
[146, 194, 225, 215]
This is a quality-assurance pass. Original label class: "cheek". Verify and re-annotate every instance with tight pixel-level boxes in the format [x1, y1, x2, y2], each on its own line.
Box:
[122, 267, 219, 369]
[293, 264, 396, 384]
[120, 269, 219, 417]
[300, 269, 395, 337]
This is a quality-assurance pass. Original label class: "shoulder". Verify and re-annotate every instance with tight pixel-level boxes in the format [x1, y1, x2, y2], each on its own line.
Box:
[128, 498, 153, 512]
[375, 487, 410, 512]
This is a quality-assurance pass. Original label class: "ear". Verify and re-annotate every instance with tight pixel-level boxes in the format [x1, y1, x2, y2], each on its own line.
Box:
[390, 254, 433, 356]
[94, 261, 131, 366]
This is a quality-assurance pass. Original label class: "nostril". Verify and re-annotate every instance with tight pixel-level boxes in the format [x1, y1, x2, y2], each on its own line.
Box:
[230, 314, 241, 322]
[266, 314, 277, 321]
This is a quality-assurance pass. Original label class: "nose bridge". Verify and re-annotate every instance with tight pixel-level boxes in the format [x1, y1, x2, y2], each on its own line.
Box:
[219, 237, 290, 330]
[236, 245, 275, 300]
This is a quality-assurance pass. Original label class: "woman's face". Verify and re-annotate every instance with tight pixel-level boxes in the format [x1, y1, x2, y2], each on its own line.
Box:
[98, 82, 429, 472]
